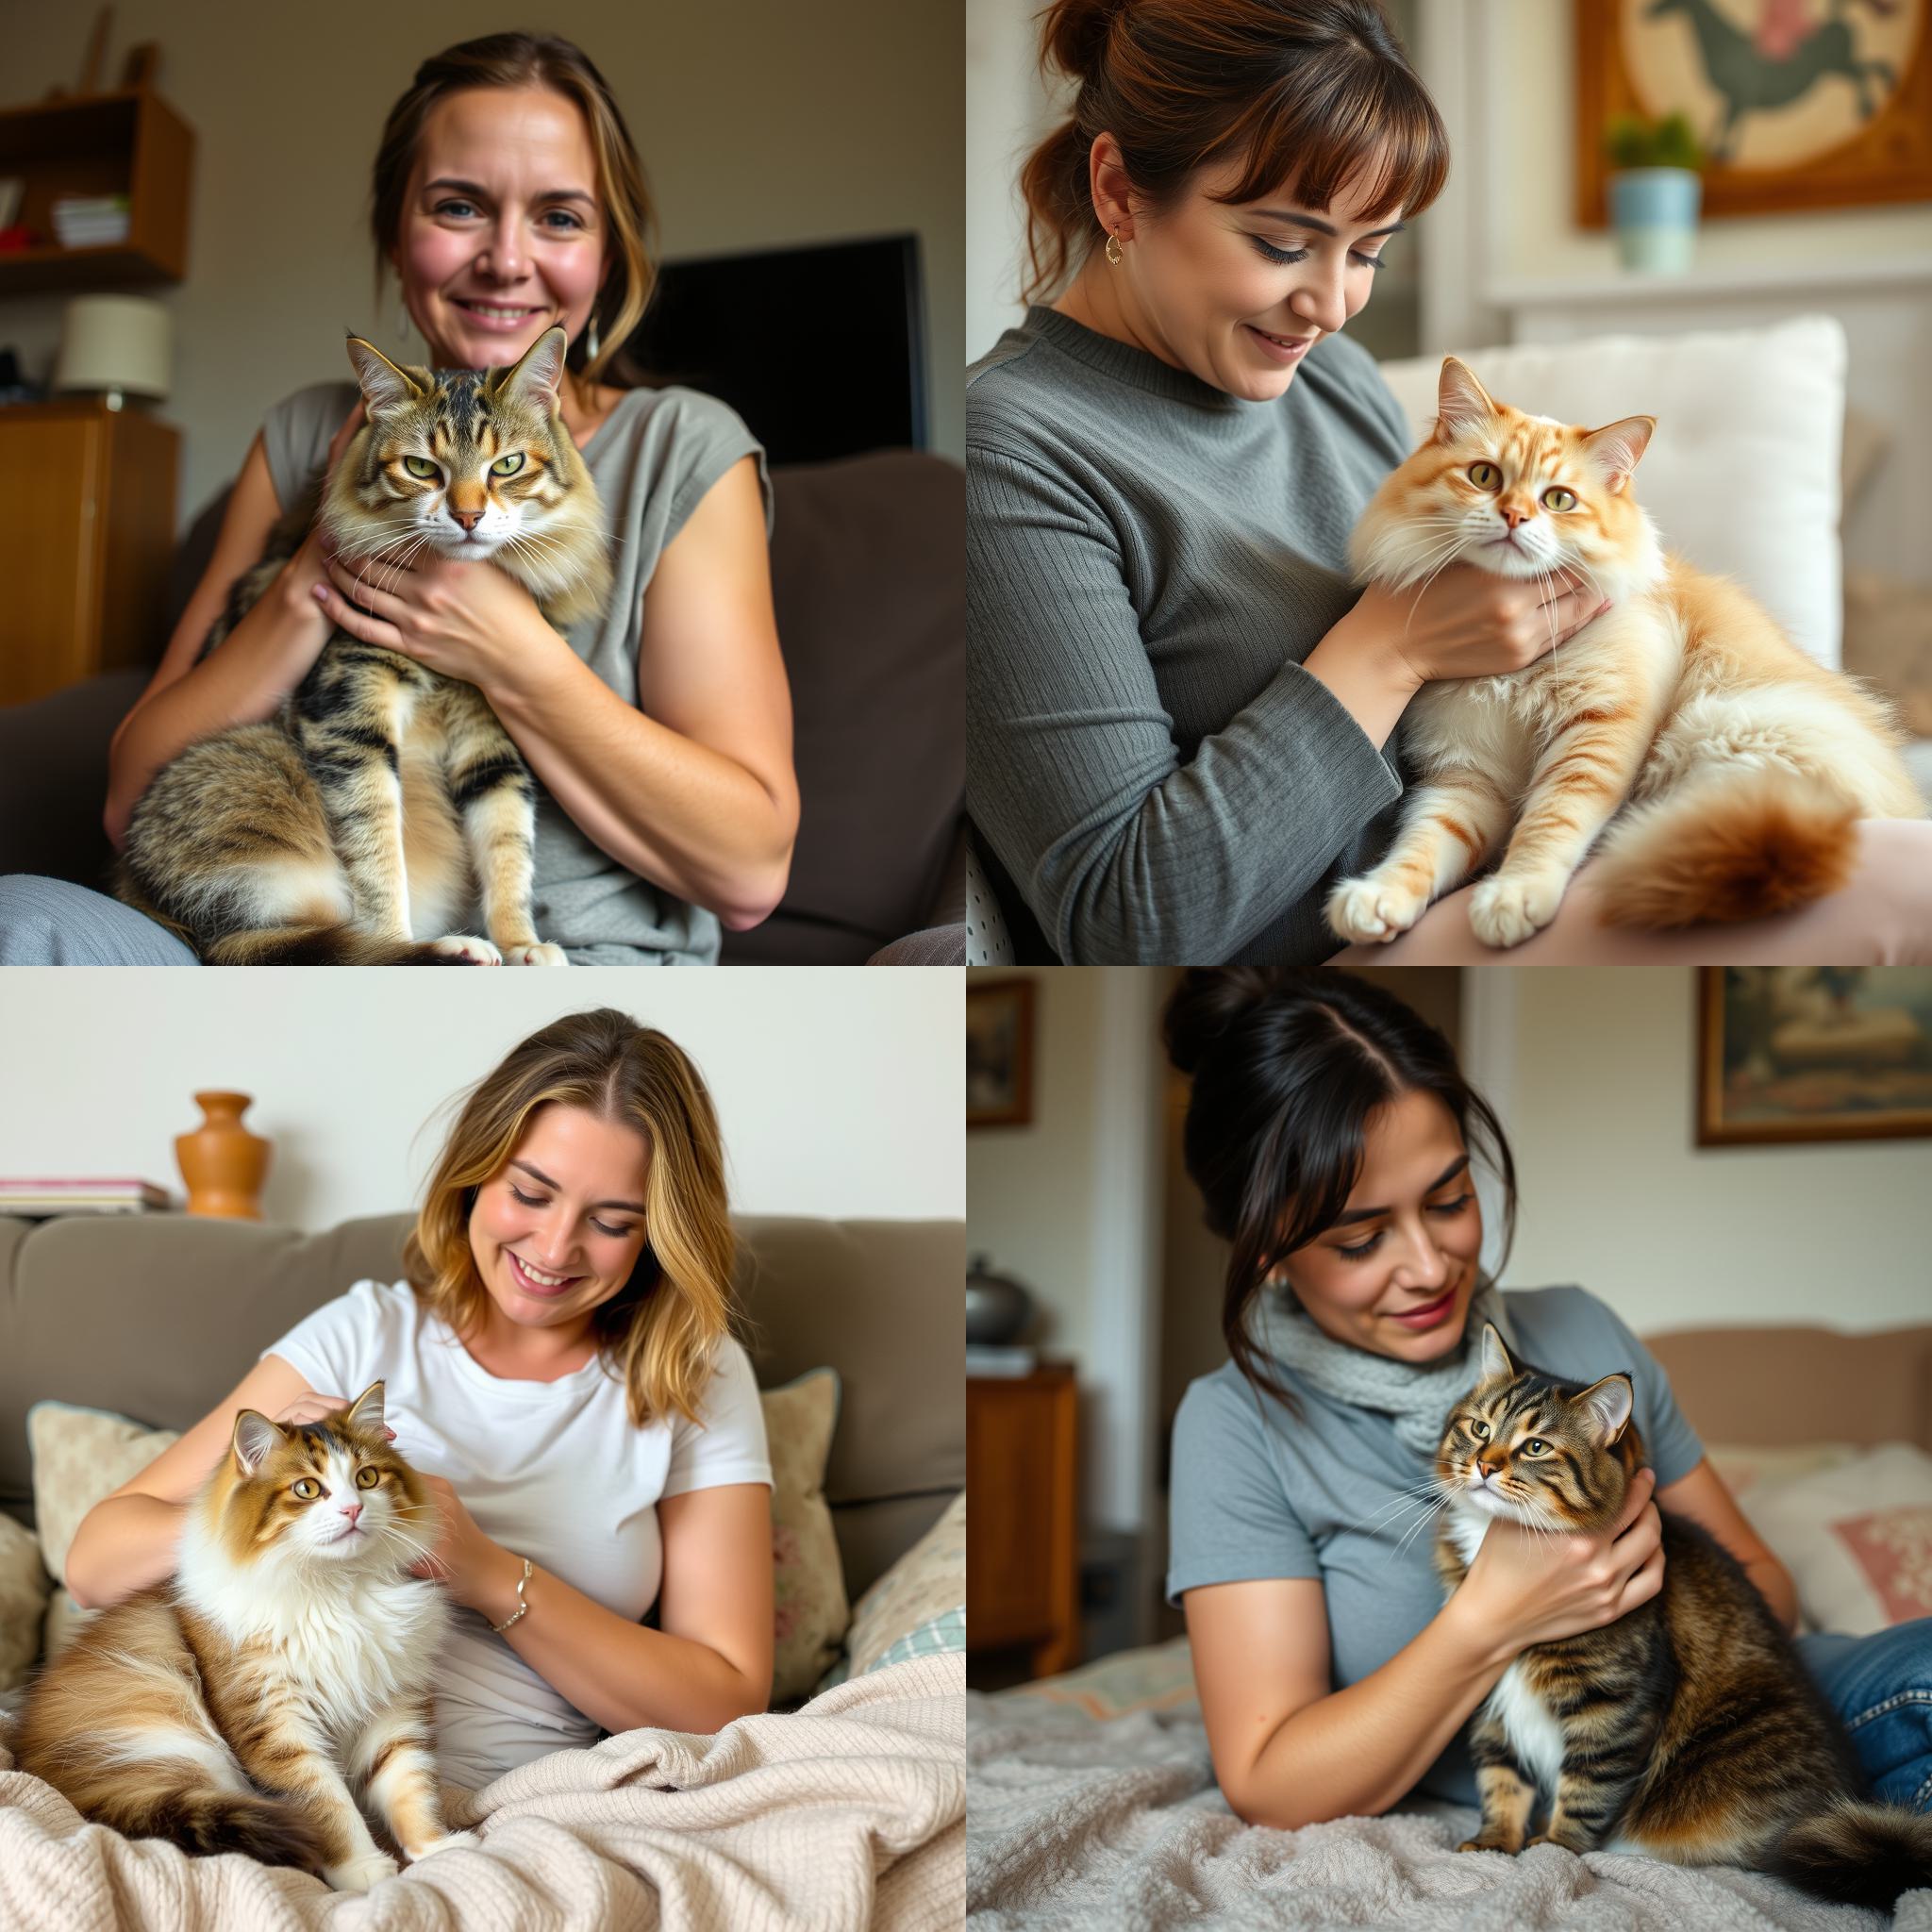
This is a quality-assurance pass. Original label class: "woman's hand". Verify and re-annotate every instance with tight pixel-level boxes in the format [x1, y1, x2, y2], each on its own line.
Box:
[1449, 1464, 1664, 1661]
[1346, 562, 1611, 690]
[403, 1472, 495, 1605]
[273, 1391, 396, 1439]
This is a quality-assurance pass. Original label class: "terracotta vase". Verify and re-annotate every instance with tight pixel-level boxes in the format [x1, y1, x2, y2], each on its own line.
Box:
[175, 1091, 272, 1220]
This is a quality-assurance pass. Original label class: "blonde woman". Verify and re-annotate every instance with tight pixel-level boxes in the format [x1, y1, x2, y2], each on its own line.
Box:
[63, 1008, 774, 1792]
[4, 31, 795, 964]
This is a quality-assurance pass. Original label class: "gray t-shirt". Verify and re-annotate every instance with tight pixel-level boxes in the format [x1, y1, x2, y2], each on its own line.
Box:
[262, 379, 772, 965]
[1167, 1285, 1707, 1807]
[967, 305, 1414, 964]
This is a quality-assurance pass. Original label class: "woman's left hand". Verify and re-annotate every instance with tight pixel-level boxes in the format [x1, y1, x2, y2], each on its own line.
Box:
[315, 539, 558, 691]
[407, 1473, 494, 1604]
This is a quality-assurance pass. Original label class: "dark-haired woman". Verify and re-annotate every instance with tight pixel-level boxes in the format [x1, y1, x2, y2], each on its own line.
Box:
[1162, 967, 1932, 1831]
[967, 0, 1932, 967]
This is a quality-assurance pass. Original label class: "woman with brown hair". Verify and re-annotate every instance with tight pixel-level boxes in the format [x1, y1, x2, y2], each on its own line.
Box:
[6, 31, 795, 964]
[966, 0, 1932, 967]
[64, 1007, 774, 1794]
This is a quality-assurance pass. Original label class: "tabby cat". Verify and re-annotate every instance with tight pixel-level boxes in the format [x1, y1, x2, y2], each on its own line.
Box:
[116, 325, 612, 964]
[1327, 357, 1921, 950]
[1432, 1324, 1932, 1910]
[4, 1382, 469, 1892]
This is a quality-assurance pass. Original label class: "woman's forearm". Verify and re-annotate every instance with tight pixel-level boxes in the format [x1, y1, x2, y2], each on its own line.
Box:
[65, 1492, 188, 1610]
[1743, 1555, 1801, 1634]
[491, 635, 797, 931]
[1229, 1594, 1511, 1830]
[104, 573, 333, 849]
[1301, 595, 1424, 753]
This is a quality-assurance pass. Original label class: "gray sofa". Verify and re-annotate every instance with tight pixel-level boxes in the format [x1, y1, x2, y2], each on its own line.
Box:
[0, 451, 966, 965]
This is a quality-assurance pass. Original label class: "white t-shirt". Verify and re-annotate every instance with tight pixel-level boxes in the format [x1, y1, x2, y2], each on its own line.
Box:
[261, 1278, 772, 1790]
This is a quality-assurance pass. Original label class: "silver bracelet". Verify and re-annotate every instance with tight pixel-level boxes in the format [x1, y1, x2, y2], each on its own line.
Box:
[491, 1557, 534, 1634]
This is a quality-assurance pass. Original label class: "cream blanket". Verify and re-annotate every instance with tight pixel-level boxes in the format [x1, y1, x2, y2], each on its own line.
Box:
[0, 1651, 963, 1930]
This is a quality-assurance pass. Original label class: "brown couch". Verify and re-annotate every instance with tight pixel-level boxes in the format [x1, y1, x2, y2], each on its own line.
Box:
[0, 1209, 964, 1609]
[0, 451, 966, 965]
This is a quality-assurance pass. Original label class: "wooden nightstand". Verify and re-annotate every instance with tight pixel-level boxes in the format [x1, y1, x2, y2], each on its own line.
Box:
[966, 1361, 1079, 1680]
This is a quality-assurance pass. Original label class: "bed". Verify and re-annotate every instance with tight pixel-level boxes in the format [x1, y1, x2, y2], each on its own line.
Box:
[967, 1322, 1932, 1930]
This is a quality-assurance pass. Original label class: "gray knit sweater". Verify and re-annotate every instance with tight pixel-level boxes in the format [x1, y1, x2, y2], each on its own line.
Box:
[967, 305, 1415, 964]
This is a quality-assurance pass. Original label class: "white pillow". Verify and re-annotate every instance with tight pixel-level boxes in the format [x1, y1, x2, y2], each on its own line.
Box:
[1740, 1441, 1932, 1637]
[1376, 314, 1846, 668]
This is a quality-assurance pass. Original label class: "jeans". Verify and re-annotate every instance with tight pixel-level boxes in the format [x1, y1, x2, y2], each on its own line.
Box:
[1796, 1619, 1932, 1811]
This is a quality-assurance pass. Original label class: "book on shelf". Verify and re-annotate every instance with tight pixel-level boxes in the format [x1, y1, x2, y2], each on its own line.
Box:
[965, 1344, 1038, 1378]
[0, 1177, 174, 1215]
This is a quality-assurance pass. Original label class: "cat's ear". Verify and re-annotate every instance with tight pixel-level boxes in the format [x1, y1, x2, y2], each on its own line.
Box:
[494, 325, 570, 414]
[344, 1381, 387, 1435]
[344, 333, 426, 414]
[1573, 1373, 1634, 1447]
[1579, 415, 1655, 496]
[231, 1408, 286, 1478]
[1478, 1321, 1516, 1385]
[1434, 357, 1497, 442]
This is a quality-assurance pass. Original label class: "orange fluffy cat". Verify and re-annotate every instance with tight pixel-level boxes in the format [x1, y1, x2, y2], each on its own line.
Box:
[1326, 357, 1922, 950]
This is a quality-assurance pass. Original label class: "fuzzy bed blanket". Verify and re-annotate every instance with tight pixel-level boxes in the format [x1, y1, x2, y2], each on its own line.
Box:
[968, 1642, 1930, 1932]
[0, 1650, 963, 1930]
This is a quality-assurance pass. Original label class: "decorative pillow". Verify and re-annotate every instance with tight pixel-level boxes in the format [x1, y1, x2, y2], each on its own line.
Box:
[1739, 1441, 1932, 1637]
[0, 1513, 52, 1694]
[843, 1490, 965, 1679]
[760, 1369, 850, 1702]
[26, 1401, 180, 1589]
[1706, 1441, 1863, 1499]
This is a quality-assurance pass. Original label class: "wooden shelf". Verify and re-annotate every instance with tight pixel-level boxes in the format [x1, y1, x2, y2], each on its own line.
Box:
[0, 87, 195, 294]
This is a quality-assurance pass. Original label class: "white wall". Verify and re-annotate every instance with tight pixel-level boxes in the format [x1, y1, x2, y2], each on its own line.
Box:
[1463, 968, 1932, 1336]
[0, 968, 962, 1230]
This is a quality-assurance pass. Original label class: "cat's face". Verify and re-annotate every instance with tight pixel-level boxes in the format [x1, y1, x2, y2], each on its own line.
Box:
[1436, 1323, 1639, 1534]
[1352, 358, 1658, 596]
[223, 1382, 431, 1574]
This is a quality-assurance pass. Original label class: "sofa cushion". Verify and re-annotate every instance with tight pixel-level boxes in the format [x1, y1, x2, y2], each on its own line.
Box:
[842, 1489, 964, 1679]
[26, 1401, 180, 1589]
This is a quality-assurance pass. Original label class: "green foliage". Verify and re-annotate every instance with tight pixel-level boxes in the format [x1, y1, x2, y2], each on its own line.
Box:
[1605, 110, 1706, 172]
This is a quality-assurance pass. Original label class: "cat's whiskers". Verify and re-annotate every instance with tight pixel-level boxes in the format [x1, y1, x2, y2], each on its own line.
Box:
[1346, 1474, 1456, 1538]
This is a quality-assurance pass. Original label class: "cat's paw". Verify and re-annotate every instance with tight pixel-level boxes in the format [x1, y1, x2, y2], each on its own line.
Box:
[325, 1850, 400, 1893]
[430, 933, 503, 965]
[1325, 874, 1428, 945]
[1455, 1834, 1523, 1856]
[500, 941, 569, 967]
[1523, 1832, 1590, 1855]
[1468, 872, 1564, 949]
[405, 1828, 480, 1862]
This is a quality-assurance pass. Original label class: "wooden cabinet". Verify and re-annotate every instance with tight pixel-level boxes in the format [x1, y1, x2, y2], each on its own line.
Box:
[967, 1363, 1080, 1679]
[0, 397, 178, 707]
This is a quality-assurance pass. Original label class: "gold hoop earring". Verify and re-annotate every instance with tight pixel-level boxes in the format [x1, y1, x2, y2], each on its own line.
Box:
[1105, 229, 1124, 267]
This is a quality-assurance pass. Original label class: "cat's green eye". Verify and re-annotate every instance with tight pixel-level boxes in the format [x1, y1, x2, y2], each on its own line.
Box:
[1541, 488, 1577, 512]
[1468, 1418, 1490, 1441]
[357, 1466, 380, 1489]
[403, 456, 441, 481]
[491, 453, 525, 477]
[291, 1478, 320, 1499]
[1468, 461, 1501, 491]
[1524, 1439, 1549, 1455]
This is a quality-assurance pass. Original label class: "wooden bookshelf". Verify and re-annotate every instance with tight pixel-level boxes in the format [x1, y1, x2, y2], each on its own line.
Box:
[0, 87, 194, 294]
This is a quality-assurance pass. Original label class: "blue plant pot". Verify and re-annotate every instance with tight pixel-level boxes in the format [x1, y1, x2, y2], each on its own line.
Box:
[1609, 168, 1702, 274]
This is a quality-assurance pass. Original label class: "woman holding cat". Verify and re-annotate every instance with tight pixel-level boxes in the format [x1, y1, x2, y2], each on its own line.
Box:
[0, 30, 794, 965]
[966, 0, 1932, 965]
[63, 1008, 773, 1794]
[1164, 967, 1931, 1851]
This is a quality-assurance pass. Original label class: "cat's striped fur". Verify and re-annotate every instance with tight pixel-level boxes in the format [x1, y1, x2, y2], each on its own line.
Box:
[116, 326, 612, 965]
[1328, 356, 1921, 950]
[4, 1383, 470, 1893]
[1432, 1323, 1932, 1910]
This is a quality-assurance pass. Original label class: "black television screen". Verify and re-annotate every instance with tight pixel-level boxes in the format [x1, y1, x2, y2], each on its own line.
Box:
[621, 232, 926, 467]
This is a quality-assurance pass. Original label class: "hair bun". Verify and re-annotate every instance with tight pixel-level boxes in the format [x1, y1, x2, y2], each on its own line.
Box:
[1041, 0, 1123, 83]
[1162, 967, 1278, 1076]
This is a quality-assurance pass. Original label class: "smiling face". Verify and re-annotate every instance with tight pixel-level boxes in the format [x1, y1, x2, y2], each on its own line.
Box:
[1277, 1089, 1485, 1363]
[465, 1102, 652, 1363]
[392, 85, 609, 376]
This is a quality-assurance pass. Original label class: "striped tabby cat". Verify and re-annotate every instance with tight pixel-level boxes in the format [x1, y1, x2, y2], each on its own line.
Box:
[1433, 1324, 1932, 1911]
[116, 325, 611, 964]
[5, 1383, 471, 1893]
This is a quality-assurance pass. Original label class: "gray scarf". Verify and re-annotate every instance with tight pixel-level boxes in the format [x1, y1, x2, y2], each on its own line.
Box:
[1250, 1282, 1520, 1458]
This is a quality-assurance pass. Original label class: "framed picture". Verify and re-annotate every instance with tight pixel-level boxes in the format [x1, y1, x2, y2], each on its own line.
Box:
[1696, 967, 1932, 1146]
[966, 977, 1035, 1129]
[1575, 0, 1932, 225]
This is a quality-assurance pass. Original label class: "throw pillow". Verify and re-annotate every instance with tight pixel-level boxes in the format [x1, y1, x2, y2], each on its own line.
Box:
[0, 1513, 51, 1693]
[26, 1401, 179, 1590]
[760, 1368, 850, 1701]
[843, 1490, 964, 1679]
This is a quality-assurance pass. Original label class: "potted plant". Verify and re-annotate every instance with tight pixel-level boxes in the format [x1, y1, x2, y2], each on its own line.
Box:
[1604, 111, 1707, 274]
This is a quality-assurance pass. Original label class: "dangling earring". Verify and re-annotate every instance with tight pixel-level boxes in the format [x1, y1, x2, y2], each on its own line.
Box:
[585, 310, 600, 362]
[1105, 228, 1124, 267]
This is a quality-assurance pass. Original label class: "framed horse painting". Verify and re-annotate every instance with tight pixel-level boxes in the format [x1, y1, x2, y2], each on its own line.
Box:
[1575, 0, 1932, 223]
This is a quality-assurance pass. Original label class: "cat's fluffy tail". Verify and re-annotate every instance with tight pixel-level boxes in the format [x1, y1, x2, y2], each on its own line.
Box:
[1589, 770, 1857, 927]
[1762, 1796, 1932, 1909]
[124, 1790, 334, 1874]
[202, 926, 487, 965]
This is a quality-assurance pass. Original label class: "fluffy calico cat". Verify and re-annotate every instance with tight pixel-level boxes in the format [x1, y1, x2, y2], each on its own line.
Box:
[1327, 357, 1921, 950]
[116, 325, 612, 965]
[1431, 1324, 1932, 1911]
[5, 1383, 474, 1892]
